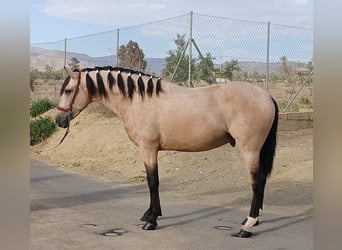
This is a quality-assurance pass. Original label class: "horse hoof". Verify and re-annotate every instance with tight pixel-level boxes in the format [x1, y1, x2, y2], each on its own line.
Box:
[241, 217, 259, 226]
[142, 222, 157, 230]
[231, 229, 253, 238]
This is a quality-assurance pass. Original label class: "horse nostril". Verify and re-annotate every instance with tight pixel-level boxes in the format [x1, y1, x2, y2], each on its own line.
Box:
[63, 120, 69, 128]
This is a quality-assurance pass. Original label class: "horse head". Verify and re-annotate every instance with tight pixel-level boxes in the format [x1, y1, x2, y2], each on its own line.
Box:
[55, 68, 90, 128]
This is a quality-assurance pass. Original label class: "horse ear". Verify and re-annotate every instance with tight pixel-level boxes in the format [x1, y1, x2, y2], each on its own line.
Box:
[64, 67, 79, 80]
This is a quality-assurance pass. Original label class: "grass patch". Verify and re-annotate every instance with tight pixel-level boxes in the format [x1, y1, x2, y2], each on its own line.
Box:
[30, 117, 57, 145]
[30, 98, 54, 117]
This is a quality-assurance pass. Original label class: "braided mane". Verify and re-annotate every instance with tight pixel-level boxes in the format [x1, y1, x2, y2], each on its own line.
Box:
[61, 66, 162, 99]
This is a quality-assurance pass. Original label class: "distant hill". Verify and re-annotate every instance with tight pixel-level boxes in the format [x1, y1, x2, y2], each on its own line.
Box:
[30, 46, 307, 76]
[30, 46, 165, 75]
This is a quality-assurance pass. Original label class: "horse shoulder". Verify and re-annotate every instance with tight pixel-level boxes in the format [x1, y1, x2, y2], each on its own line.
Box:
[121, 103, 162, 149]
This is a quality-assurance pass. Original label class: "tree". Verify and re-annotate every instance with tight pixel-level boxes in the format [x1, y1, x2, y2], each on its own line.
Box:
[162, 34, 195, 84]
[223, 60, 240, 81]
[42, 65, 63, 80]
[194, 53, 215, 83]
[118, 40, 147, 70]
[69, 57, 80, 71]
[250, 71, 260, 83]
[30, 67, 39, 91]
[45, 64, 54, 79]
[279, 56, 294, 84]
[306, 60, 313, 72]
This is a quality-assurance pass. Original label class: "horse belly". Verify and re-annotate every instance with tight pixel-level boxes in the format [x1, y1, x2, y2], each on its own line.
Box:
[160, 124, 230, 152]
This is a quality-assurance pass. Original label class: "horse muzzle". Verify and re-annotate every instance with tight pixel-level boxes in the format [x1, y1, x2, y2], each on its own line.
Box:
[55, 112, 70, 128]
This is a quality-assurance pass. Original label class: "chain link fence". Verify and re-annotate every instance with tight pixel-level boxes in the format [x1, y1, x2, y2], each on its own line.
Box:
[30, 12, 312, 112]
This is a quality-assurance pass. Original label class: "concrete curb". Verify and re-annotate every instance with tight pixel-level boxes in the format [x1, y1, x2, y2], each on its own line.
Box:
[278, 111, 313, 131]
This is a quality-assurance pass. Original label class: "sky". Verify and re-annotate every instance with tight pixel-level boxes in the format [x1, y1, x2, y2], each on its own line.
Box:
[30, 0, 313, 62]
[30, 0, 312, 44]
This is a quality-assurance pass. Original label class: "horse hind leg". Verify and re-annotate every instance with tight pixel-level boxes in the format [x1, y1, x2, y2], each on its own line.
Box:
[232, 151, 265, 238]
[232, 98, 278, 238]
[240, 171, 266, 227]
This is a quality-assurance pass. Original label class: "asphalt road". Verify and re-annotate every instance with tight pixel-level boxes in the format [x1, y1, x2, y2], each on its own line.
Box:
[30, 160, 312, 250]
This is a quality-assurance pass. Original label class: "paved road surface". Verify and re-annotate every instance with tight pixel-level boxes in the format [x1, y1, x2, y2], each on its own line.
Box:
[31, 160, 312, 250]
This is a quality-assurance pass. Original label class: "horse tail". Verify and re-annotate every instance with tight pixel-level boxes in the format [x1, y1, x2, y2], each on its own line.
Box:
[260, 97, 278, 177]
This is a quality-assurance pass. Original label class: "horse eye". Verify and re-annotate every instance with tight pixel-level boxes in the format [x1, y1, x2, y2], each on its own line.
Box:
[64, 89, 73, 95]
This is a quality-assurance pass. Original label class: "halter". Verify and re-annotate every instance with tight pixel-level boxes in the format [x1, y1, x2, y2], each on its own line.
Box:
[57, 70, 82, 113]
[56, 70, 82, 145]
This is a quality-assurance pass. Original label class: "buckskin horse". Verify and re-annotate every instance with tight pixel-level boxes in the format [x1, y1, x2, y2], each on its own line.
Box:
[55, 66, 278, 238]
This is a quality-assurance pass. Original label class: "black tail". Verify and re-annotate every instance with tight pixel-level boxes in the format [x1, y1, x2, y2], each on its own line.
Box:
[260, 98, 278, 177]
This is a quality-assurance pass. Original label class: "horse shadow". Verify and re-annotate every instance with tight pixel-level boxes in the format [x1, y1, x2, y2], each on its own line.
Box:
[157, 202, 312, 235]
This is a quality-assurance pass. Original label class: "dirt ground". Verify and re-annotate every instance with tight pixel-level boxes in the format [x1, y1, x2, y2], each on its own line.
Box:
[30, 105, 313, 214]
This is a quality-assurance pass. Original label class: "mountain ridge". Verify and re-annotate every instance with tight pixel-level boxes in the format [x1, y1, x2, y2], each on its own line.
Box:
[30, 46, 307, 76]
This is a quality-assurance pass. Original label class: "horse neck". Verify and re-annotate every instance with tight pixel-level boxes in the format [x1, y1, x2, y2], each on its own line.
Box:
[87, 87, 128, 119]
[97, 94, 129, 118]
[85, 70, 173, 118]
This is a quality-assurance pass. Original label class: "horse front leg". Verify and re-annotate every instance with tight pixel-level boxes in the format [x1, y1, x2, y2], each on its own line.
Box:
[139, 148, 162, 230]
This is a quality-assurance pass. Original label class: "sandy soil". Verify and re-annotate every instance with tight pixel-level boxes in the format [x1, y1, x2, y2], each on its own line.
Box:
[30, 105, 313, 213]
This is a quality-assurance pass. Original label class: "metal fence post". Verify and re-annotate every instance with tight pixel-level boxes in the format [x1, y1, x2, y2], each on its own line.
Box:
[266, 21, 270, 92]
[64, 38, 67, 71]
[188, 11, 193, 87]
[116, 28, 120, 67]
[59, 38, 67, 103]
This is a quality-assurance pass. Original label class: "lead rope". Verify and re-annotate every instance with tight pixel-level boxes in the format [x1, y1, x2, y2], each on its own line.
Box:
[57, 127, 70, 145]
[56, 110, 71, 146]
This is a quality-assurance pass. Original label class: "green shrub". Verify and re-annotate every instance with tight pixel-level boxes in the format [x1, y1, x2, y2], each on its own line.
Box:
[30, 98, 54, 117]
[278, 102, 300, 112]
[299, 96, 311, 106]
[30, 117, 57, 145]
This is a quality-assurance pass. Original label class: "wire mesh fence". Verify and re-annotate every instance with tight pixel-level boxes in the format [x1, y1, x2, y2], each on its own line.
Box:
[30, 12, 313, 112]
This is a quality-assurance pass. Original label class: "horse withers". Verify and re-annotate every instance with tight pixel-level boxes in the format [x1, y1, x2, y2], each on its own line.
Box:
[55, 66, 278, 238]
